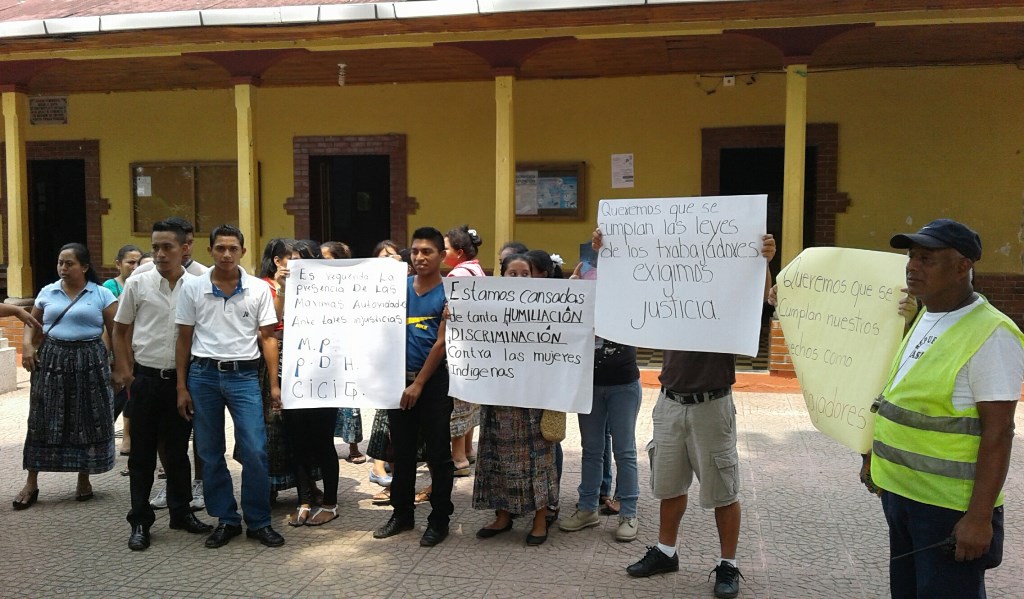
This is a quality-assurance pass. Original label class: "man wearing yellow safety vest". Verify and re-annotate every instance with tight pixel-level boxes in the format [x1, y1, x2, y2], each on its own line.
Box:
[864, 219, 1023, 598]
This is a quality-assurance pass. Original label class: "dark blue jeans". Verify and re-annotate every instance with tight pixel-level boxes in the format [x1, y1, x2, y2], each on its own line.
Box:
[882, 491, 1003, 599]
[188, 361, 271, 529]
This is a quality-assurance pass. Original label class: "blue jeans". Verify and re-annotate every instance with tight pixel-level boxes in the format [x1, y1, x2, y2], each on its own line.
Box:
[188, 361, 271, 529]
[600, 426, 613, 498]
[576, 380, 642, 517]
[882, 491, 1003, 599]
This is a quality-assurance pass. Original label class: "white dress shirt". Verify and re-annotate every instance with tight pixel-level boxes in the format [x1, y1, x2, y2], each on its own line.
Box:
[114, 266, 194, 370]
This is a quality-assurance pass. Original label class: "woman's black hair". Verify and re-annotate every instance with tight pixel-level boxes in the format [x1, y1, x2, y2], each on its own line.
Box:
[499, 241, 529, 256]
[260, 238, 296, 279]
[321, 241, 352, 259]
[294, 239, 324, 260]
[525, 249, 563, 279]
[372, 239, 400, 258]
[446, 225, 483, 259]
[114, 244, 142, 263]
[500, 253, 531, 276]
[60, 242, 99, 283]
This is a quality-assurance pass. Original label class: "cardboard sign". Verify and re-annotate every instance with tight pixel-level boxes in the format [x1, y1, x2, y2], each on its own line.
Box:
[776, 247, 908, 453]
[444, 277, 596, 413]
[282, 258, 407, 409]
[594, 195, 767, 356]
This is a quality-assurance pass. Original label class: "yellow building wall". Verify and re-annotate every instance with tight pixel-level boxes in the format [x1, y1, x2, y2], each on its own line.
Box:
[4, 66, 1021, 274]
[810, 66, 1024, 272]
[256, 82, 496, 251]
[0, 89, 237, 265]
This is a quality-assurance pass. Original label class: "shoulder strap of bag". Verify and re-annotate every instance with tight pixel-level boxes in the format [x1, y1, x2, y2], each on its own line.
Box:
[44, 286, 89, 338]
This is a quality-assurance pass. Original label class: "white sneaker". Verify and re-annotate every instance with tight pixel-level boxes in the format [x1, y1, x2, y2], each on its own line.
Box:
[150, 486, 167, 510]
[616, 516, 638, 542]
[189, 480, 205, 511]
[558, 509, 600, 532]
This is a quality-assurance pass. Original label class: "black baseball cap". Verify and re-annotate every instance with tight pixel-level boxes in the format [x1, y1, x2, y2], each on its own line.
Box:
[890, 219, 982, 262]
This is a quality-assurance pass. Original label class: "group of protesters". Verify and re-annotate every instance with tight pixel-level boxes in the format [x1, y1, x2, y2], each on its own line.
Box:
[6, 211, 1021, 599]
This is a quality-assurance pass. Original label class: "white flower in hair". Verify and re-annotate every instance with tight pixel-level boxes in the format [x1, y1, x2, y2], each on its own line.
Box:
[550, 253, 564, 266]
[468, 228, 478, 238]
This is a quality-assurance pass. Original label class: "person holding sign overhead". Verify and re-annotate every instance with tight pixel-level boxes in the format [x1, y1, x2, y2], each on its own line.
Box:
[865, 219, 1023, 599]
[373, 227, 455, 548]
[619, 228, 775, 599]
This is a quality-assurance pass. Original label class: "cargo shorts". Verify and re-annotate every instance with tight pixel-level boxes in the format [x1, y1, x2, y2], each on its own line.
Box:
[646, 389, 739, 509]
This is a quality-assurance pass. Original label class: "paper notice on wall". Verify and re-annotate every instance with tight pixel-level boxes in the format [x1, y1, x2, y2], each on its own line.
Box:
[444, 277, 595, 413]
[611, 153, 634, 189]
[515, 170, 539, 215]
[776, 247, 908, 453]
[594, 195, 767, 356]
[136, 176, 152, 197]
[282, 258, 407, 409]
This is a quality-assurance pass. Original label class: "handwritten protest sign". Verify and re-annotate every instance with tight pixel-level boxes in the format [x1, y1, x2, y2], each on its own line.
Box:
[776, 248, 908, 453]
[444, 277, 596, 413]
[282, 258, 406, 409]
[594, 196, 767, 356]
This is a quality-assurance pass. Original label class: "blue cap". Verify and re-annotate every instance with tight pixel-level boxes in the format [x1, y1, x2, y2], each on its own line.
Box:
[890, 219, 982, 262]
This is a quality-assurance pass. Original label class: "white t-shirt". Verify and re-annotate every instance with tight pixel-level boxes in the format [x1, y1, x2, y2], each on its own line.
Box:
[175, 267, 277, 361]
[893, 297, 1024, 411]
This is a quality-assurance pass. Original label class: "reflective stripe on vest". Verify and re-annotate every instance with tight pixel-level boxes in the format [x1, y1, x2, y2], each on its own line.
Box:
[872, 439, 976, 481]
[874, 399, 981, 437]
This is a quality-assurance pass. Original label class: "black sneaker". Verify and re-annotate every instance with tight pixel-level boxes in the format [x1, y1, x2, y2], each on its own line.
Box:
[626, 545, 679, 578]
[710, 561, 743, 599]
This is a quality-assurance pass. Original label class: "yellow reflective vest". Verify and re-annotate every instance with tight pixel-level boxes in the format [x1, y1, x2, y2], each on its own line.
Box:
[872, 299, 1024, 512]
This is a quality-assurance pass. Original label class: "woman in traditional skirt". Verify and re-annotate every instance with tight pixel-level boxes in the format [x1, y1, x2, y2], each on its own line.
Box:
[472, 254, 558, 545]
[443, 225, 485, 474]
[253, 238, 321, 505]
[14, 243, 118, 509]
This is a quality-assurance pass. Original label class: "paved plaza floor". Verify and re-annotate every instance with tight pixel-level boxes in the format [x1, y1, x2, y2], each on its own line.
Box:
[1, 370, 1021, 598]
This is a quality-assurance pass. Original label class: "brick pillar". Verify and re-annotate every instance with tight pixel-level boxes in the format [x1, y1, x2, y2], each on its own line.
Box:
[768, 318, 797, 378]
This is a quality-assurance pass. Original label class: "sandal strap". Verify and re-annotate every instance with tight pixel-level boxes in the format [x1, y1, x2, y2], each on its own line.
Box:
[289, 505, 311, 523]
[313, 505, 338, 517]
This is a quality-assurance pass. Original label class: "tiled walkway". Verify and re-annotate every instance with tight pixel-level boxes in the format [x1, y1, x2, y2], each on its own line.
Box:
[1, 370, 1020, 598]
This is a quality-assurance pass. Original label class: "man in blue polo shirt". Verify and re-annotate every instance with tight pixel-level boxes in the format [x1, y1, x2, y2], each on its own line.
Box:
[373, 226, 454, 547]
[175, 224, 284, 549]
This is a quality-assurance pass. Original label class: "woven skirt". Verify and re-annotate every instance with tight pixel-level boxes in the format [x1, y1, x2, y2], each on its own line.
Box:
[334, 408, 363, 444]
[24, 337, 115, 474]
[450, 398, 480, 437]
[472, 405, 557, 516]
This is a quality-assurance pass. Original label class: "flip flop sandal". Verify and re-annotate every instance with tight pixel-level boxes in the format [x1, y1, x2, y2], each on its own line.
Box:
[371, 489, 391, 505]
[120, 467, 130, 476]
[349, 454, 368, 464]
[306, 505, 339, 526]
[12, 489, 39, 510]
[288, 504, 311, 527]
[414, 490, 431, 504]
[75, 490, 94, 502]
